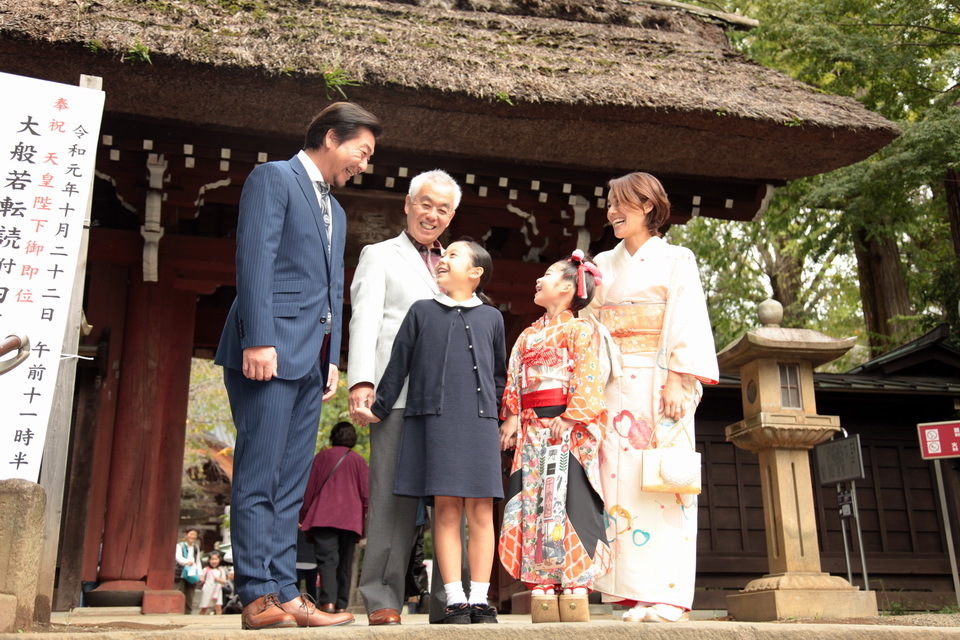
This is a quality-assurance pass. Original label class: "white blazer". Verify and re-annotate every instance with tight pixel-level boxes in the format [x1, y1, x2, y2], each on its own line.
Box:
[347, 232, 440, 407]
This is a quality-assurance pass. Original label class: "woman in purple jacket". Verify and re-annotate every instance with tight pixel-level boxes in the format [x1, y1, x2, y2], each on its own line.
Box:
[299, 422, 369, 613]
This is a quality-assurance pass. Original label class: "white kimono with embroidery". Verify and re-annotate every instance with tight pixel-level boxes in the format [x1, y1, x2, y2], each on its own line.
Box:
[587, 236, 718, 610]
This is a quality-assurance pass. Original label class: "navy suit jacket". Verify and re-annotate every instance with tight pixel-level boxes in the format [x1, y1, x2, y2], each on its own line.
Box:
[215, 154, 345, 380]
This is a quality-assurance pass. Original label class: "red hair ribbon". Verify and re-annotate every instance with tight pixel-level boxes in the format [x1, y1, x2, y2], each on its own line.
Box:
[570, 249, 602, 298]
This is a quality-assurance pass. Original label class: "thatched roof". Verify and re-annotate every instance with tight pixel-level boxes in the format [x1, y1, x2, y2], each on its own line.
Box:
[1, 0, 898, 180]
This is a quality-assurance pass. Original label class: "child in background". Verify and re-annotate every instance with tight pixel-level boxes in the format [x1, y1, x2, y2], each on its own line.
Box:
[198, 551, 228, 615]
[354, 240, 506, 624]
[498, 250, 611, 623]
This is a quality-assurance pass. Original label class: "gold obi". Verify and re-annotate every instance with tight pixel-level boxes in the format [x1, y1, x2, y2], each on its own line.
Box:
[599, 303, 664, 354]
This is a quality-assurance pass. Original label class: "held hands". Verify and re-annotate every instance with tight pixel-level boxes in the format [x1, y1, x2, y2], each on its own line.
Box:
[659, 370, 689, 421]
[548, 416, 575, 442]
[499, 414, 519, 450]
[348, 383, 375, 424]
[353, 406, 380, 424]
[242, 346, 277, 381]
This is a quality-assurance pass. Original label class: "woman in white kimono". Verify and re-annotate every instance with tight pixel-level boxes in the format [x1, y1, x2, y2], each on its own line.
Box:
[588, 172, 718, 623]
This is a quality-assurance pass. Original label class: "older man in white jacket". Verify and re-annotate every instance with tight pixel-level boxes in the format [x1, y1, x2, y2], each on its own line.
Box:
[348, 169, 462, 626]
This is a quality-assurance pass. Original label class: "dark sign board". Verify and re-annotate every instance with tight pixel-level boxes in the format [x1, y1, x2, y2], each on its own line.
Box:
[815, 434, 865, 485]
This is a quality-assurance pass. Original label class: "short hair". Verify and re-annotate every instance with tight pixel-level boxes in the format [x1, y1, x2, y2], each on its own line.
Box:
[207, 551, 223, 562]
[556, 253, 597, 312]
[330, 421, 357, 448]
[184, 527, 200, 536]
[303, 102, 382, 150]
[608, 172, 671, 235]
[408, 170, 463, 210]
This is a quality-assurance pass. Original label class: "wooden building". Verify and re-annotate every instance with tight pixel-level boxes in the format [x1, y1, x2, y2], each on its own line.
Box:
[0, 0, 912, 612]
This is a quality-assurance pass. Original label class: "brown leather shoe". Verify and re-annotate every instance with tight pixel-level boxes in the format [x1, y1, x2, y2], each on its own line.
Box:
[281, 595, 354, 627]
[319, 603, 336, 614]
[241, 593, 297, 630]
[367, 608, 401, 625]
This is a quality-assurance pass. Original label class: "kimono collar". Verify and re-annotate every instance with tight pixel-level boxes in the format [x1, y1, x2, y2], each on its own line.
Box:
[435, 293, 483, 308]
[538, 309, 575, 328]
[624, 235, 664, 260]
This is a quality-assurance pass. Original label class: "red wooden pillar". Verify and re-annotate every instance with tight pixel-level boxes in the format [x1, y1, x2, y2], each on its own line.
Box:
[80, 262, 128, 584]
[52, 260, 129, 611]
[93, 268, 196, 611]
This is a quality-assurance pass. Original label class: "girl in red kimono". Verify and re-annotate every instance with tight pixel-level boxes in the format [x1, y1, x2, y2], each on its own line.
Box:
[499, 250, 611, 623]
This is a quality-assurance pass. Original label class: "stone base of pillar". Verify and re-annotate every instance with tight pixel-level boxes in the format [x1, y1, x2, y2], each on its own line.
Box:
[0, 594, 18, 633]
[727, 573, 878, 621]
[85, 581, 145, 608]
[0, 479, 46, 633]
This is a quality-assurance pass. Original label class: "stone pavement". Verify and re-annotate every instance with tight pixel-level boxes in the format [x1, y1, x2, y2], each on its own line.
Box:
[2, 607, 958, 640]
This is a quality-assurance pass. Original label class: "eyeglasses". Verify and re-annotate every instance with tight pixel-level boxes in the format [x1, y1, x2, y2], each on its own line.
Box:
[412, 198, 452, 218]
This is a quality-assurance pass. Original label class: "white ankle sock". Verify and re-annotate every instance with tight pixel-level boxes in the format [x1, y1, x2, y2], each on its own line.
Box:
[468, 581, 489, 605]
[444, 581, 467, 606]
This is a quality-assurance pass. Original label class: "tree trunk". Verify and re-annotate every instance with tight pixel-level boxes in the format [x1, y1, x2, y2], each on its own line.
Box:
[946, 169, 960, 258]
[853, 227, 914, 354]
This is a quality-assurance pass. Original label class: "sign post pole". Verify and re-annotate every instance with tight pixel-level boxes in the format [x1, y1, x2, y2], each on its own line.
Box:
[917, 420, 960, 609]
[850, 480, 869, 591]
[934, 459, 960, 609]
[815, 432, 867, 589]
[837, 481, 853, 585]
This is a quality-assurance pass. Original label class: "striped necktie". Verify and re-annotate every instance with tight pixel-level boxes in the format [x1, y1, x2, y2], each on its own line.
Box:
[315, 180, 331, 252]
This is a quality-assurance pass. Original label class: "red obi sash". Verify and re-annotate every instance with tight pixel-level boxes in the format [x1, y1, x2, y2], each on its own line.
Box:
[520, 387, 566, 409]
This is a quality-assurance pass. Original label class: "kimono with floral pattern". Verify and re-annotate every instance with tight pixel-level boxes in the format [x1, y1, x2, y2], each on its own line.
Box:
[498, 310, 611, 588]
[588, 237, 718, 610]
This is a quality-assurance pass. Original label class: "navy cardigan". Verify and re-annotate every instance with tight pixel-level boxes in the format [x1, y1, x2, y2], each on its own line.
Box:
[372, 298, 506, 420]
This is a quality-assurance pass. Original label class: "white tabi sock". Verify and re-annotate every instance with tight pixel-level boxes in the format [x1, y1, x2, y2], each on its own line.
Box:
[468, 581, 490, 605]
[444, 581, 467, 606]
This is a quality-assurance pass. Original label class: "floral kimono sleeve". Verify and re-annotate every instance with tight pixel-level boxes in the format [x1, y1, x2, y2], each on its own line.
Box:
[501, 330, 527, 418]
[561, 319, 606, 436]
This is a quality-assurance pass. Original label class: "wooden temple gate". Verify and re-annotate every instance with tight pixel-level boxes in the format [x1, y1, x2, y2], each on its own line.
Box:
[0, 0, 911, 615]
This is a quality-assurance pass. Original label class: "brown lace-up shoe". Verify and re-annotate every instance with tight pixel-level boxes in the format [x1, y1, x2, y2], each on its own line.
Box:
[367, 608, 401, 625]
[280, 595, 355, 627]
[241, 593, 297, 630]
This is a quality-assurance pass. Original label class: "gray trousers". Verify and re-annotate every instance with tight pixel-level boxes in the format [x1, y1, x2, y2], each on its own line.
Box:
[359, 408, 469, 622]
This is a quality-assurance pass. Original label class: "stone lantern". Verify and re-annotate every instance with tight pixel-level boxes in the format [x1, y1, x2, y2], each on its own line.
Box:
[718, 299, 878, 621]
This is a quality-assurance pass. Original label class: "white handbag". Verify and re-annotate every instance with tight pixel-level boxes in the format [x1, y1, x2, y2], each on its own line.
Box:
[640, 418, 701, 495]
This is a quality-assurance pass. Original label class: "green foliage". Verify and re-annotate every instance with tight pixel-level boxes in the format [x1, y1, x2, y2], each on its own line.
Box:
[86, 39, 105, 53]
[679, 0, 960, 351]
[495, 91, 515, 105]
[321, 65, 360, 100]
[123, 38, 152, 64]
[667, 180, 870, 370]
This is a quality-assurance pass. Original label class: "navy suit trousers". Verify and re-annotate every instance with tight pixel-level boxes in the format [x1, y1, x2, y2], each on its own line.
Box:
[225, 362, 323, 606]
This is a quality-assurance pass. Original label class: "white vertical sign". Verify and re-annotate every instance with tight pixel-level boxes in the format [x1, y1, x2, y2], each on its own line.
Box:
[0, 72, 104, 481]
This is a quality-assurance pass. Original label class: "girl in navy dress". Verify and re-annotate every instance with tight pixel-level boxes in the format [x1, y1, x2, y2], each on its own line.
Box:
[354, 240, 506, 624]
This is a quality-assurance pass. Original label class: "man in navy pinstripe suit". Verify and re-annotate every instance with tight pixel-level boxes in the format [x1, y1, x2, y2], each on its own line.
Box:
[215, 102, 381, 630]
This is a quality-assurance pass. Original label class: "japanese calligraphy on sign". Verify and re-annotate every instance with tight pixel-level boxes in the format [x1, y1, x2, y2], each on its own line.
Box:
[917, 421, 960, 460]
[0, 72, 104, 481]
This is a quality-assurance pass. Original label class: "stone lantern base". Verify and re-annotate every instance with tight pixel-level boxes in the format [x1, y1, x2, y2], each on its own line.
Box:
[726, 572, 878, 621]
